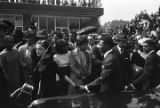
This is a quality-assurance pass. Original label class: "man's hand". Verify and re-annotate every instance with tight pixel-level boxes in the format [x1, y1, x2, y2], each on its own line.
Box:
[79, 85, 90, 93]
[124, 83, 136, 91]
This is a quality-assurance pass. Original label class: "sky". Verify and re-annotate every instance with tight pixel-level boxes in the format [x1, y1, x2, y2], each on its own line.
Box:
[100, 0, 160, 25]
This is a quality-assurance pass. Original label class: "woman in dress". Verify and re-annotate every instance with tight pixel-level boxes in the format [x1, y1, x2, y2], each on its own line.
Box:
[33, 40, 58, 98]
[54, 39, 71, 95]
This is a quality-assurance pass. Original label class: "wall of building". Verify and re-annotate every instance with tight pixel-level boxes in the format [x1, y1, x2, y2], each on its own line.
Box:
[0, 2, 103, 32]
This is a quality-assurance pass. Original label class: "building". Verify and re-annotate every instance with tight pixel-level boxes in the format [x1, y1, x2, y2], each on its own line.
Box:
[0, 0, 103, 32]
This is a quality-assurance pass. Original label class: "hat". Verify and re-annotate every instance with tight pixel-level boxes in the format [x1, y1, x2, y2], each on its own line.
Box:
[36, 30, 47, 38]
[116, 34, 127, 41]
[143, 38, 155, 47]
[138, 38, 151, 46]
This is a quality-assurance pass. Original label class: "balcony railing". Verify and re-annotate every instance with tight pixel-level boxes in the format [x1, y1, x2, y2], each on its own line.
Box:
[0, 0, 101, 8]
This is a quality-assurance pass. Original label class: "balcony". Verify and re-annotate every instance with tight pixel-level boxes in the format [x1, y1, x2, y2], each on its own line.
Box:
[0, 0, 101, 8]
[0, 1, 103, 17]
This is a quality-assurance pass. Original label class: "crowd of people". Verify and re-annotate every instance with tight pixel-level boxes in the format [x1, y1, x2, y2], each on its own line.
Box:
[0, 10, 160, 108]
[0, 0, 101, 8]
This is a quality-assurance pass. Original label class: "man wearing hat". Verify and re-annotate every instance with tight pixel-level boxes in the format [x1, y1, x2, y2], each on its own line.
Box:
[132, 39, 160, 90]
[80, 33, 128, 93]
[78, 33, 129, 108]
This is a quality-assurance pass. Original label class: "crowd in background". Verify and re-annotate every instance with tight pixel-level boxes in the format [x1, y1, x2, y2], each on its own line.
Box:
[0, 8, 160, 108]
[110, 9, 160, 40]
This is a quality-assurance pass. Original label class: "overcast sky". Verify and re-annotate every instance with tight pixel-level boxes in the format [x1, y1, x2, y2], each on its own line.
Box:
[100, 0, 160, 25]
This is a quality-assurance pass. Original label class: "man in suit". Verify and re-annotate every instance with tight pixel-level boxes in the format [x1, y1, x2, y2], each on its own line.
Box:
[0, 63, 23, 108]
[79, 34, 129, 108]
[68, 36, 92, 94]
[132, 39, 160, 90]
[80, 33, 128, 93]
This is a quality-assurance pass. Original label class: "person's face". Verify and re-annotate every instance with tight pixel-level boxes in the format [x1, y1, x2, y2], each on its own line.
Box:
[118, 41, 128, 49]
[28, 37, 35, 46]
[69, 34, 76, 42]
[63, 33, 68, 41]
[5, 41, 14, 50]
[79, 43, 88, 51]
[36, 44, 45, 57]
[156, 27, 160, 32]
[99, 40, 111, 53]
[52, 34, 59, 43]
[4, 37, 14, 50]
[143, 43, 152, 54]
[88, 37, 94, 45]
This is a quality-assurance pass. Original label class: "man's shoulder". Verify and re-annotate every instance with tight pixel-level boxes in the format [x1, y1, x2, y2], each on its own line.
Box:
[148, 51, 158, 59]
[104, 49, 112, 58]
[70, 48, 78, 56]
[18, 44, 27, 50]
[111, 46, 119, 52]
[0, 49, 8, 58]
[92, 45, 98, 49]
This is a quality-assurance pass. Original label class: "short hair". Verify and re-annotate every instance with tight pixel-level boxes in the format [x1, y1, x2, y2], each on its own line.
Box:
[55, 39, 68, 54]
[36, 40, 49, 49]
[143, 39, 155, 47]
[4, 35, 14, 44]
[102, 36, 115, 47]
[4, 35, 14, 50]
[56, 32, 63, 39]
[36, 40, 51, 54]
[77, 36, 88, 46]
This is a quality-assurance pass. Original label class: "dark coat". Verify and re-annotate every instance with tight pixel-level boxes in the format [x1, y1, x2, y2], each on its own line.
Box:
[133, 51, 160, 90]
[0, 65, 23, 108]
[0, 65, 10, 103]
[0, 49, 25, 94]
[33, 56, 58, 98]
[88, 46, 125, 93]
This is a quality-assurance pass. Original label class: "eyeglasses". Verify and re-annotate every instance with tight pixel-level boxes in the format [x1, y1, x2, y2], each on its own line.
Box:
[88, 39, 93, 41]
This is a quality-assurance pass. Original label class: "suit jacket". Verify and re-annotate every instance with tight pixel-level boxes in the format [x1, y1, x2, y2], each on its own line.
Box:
[0, 65, 22, 108]
[88, 46, 125, 93]
[68, 48, 92, 94]
[133, 51, 160, 90]
[69, 48, 92, 84]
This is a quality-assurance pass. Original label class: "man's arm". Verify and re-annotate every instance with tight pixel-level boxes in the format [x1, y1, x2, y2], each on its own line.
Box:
[86, 54, 114, 89]
[133, 55, 155, 85]
[69, 51, 82, 78]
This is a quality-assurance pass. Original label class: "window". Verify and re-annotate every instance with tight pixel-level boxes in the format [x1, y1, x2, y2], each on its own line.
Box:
[0, 0, 8, 2]
[80, 17, 90, 29]
[3, 15, 14, 23]
[32, 16, 39, 28]
[15, 26, 23, 31]
[69, 17, 79, 30]
[39, 17, 47, 30]
[15, 16, 23, 26]
[28, 0, 40, 4]
[0, 15, 23, 30]
[48, 17, 55, 31]
[56, 17, 68, 27]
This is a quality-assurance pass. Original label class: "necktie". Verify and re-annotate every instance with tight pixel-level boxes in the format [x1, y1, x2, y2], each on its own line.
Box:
[121, 49, 125, 55]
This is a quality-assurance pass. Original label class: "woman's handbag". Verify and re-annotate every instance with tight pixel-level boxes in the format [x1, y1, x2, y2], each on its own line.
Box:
[11, 83, 34, 106]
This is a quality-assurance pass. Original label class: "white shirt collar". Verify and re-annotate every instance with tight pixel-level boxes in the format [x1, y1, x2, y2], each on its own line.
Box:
[117, 45, 122, 54]
[104, 49, 112, 58]
[147, 50, 155, 57]
[97, 44, 101, 48]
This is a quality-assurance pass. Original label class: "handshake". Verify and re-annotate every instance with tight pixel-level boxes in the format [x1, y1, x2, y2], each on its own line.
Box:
[124, 83, 136, 91]
[75, 84, 90, 93]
